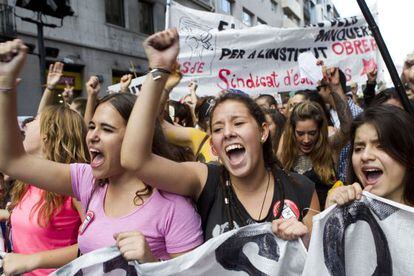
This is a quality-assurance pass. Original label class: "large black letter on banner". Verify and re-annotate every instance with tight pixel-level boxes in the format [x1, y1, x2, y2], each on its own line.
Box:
[0, 254, 3, 275]
[323, 201, 392, 276]
[103, 255, 138, 275]
[70, 255, 138, 276]
[215, 228, 280, 275]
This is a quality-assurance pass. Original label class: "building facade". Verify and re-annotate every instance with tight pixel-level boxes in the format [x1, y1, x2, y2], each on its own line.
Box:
[213, 0, 304, 28]
[303, 0, 340, 25]
[213, 0, 340, 28]
[0, 0, 338, 115]
[213, 0, 284, 27]
[1, 0, 169, 115]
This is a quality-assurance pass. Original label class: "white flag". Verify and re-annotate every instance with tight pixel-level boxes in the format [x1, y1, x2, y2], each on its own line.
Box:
[303, 192, 414, 276]
[53, 223, 306, 275]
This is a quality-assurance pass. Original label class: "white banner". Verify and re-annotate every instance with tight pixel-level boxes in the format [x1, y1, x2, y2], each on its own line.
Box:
[169, 0, 247, 31]
[303, 192, 414, 276]
[53, 223, 306, 275]
[170, 1, 380, 99]
[51, 192, 414, 275]
[107, 75, 146, 95]
[108, 1, 380, 100]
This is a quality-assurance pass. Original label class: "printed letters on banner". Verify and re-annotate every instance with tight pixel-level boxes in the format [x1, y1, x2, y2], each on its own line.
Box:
[109, 1, 380, 101]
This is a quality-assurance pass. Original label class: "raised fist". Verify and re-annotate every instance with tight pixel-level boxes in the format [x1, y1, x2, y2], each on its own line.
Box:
[120, 74, 133, 93]
[143, 28, 179, 72]
[0, 39, 28, 88]
[86, 75, 101, 97]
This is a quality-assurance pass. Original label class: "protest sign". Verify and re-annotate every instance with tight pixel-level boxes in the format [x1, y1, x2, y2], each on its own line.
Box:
[107, 75, 146, 96]
[298, 52, 323, 84]
[170, 1, 380, 99]
[303, 192, 414, 276]
[108, 1, 380, 100]
[50, 192, 414, 275]
[53, 223, 306, 276]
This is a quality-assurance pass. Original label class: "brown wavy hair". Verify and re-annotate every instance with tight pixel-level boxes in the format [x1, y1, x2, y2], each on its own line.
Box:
[9, 105, 89, 227]
[96, 93, 174, 206]
[280, 101, 335, 185]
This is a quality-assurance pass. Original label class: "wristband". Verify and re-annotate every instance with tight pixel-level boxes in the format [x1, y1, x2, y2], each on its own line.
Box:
[0, 87, 13, 93]
[149, 68, 171, 81]
[149, 67, 171, 74]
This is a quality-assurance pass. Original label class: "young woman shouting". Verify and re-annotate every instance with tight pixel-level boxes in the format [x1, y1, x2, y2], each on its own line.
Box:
[121, 29, 320, 242]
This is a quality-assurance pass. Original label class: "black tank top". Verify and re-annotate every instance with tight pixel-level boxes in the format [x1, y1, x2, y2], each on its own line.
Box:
[303, 169, 332, 211]
[196, 164, 315, 241]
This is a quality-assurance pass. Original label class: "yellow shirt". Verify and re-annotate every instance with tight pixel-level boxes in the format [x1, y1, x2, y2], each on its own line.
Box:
[164, 127, 217, 163]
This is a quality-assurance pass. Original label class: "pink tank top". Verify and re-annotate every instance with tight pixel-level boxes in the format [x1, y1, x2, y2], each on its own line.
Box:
[10, 185, 81, 276]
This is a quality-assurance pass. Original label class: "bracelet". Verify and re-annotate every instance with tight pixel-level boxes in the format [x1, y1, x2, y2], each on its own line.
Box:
[0, 87, 13, 93]
[149, 68, 171, 81]
[149, 67, 171, 74]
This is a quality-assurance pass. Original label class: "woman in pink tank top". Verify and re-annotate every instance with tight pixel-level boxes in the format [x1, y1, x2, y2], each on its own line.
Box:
[2, 105, 88, 275]
[0, 38, 203, 275]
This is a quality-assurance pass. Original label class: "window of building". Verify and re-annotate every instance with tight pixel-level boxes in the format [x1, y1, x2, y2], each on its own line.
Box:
[218, 0, 232, 15]
[257, 18, 267, 25]
[271, 0, 278, 12]
[139, 0, 154, 35]
[105, 0, 125, 27]
[242, 8, 253, 27]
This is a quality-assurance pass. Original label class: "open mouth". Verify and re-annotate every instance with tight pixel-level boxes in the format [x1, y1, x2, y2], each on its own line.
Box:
[225, 143, 246, 165]
[90, 148, 105, 168]
[300, 143, 313, 152]
[362, 168, 383, 184]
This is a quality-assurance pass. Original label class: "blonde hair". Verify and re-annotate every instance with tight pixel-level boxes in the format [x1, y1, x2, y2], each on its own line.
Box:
[10, 106, 89, 227]
[280, 101, 335, 185]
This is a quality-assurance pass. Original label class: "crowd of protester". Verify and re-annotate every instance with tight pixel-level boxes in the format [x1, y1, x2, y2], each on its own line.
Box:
[0, 27, 413, 275]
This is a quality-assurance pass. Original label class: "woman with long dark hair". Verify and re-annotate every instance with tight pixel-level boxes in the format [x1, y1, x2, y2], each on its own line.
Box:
[121, 29, 320, 242]
[326, 105, 414, 207]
